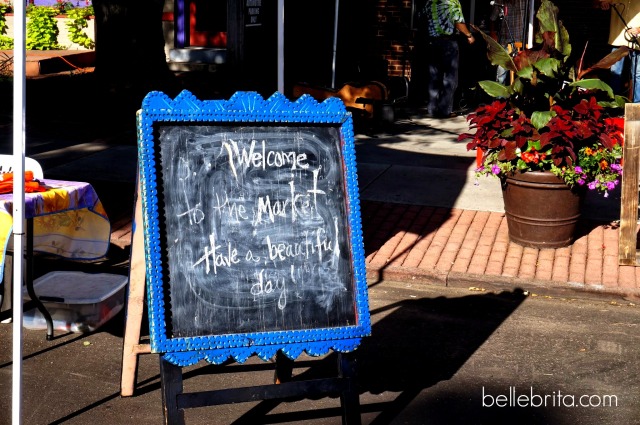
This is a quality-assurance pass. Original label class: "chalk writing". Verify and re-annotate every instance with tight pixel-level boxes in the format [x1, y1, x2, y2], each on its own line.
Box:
[156, 125, 356, 337]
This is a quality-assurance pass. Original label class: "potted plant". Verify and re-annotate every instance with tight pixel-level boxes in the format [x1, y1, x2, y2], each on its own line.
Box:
[458, 0, 626, 249]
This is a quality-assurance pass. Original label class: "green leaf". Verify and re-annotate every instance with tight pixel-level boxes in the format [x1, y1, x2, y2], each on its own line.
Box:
[534, 58, 562, 78]
[613, 94, 628, 107]
[531, 111, 555, 130]
[528, 140, 543, 151]
[535, 0, 571, 58]
[556, 21, 571, 59]
[569, 79, 615, 99]
[511, 78, 524, 95]
[536, 0, 559, 34]
[478, 80, 511, 98]
[471, 24, 517, 72]
[516, 159, 529, 170]
[516, 65, 534, 80]
[578, 46, 630, 79]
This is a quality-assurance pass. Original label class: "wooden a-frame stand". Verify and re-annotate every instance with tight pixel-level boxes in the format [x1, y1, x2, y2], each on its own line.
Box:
[120, 180, 151, 397]
[160, 351, 362, 425]
[121, 182, 363, 424]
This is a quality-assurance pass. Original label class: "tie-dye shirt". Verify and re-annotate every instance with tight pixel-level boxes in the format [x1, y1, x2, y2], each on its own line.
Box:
[421, 0, 466, 37]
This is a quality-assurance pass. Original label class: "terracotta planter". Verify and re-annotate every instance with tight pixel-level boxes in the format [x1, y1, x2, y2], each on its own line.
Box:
[502, 171, 584, 249]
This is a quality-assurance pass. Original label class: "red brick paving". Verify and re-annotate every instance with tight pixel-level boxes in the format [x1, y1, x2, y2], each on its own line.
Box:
[109, 200, 640, 300]
[361, 201, 640, 300]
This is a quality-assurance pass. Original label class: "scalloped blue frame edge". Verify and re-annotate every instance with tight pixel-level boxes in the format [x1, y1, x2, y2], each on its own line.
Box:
[137, 90, 371, 367]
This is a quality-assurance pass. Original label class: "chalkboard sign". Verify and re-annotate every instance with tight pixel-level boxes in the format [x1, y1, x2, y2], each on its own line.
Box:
[137, 90, 371, 366]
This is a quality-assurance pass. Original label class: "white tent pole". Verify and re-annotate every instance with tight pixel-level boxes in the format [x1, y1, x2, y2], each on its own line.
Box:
[277, 0, 284, 93]
[410, 0, 415, 30]
[12, 0, 26, 422]
[527, 0, 535, 48]
[331, 0, 339, 89]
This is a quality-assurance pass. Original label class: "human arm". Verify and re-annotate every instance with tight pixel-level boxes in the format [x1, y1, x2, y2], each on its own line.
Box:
[595, 0, 622, 10]
[626, 26, 640, 41]
[455, 22, 475, 44]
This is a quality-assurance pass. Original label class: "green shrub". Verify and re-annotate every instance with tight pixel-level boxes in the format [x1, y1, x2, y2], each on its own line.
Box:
[26, 6, 61, 50]
[0, 4, 8, 35]
[0, 4, 94, 51]
[65, 7, 94, 49]
[0, 4, 10, 49]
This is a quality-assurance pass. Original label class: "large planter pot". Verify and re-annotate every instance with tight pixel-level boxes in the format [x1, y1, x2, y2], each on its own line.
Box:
[502, 171, 584, 249]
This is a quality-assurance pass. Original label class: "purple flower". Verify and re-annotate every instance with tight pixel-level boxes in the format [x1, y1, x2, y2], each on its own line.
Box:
[491, 165, 501, 175]
[611, 164, 622, 172]
[574, 166, 583, 173]
[606, 181, 616, 190]
[476, 166, 485, 173]
[577, 178, 585, 185]
[588, 181, 597, 190]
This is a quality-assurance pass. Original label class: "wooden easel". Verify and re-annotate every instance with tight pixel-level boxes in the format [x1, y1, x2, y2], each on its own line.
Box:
[160, 351, 362, 425]
[120, 179, 151, 396]
[120, 184, 363, 423]
[122, 92, 371, 425]
[120, 184, 364, 424]
[619, 103, 640, 265]
[118, 182, 364, 415]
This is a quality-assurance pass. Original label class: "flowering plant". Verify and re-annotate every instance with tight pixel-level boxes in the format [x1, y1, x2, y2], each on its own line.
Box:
[459, 0, 626, 197]
[463, 98, 624, 196]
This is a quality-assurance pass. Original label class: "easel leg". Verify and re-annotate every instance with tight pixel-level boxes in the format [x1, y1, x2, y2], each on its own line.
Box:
[160, 356, 185, 425]
[274, 350, 294, 384]
[338, 352, 361, 425]
[121, 180, 151, 396]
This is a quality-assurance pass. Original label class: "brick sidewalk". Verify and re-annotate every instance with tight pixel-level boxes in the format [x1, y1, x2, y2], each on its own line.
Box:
[361, 201, 640, 300]
[109, 200, 640, 301]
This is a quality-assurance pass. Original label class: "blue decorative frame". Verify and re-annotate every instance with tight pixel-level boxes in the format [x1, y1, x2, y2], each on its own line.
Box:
[137, 90, 371, 366]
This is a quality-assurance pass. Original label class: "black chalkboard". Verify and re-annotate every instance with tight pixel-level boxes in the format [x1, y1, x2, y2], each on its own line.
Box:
[139, 91, 370, 363]
[156, 124, 355, 337]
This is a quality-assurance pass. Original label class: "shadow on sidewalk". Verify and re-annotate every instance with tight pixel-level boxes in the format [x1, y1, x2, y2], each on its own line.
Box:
[179, 289, 553, 425]
[354, 290, 547, 424]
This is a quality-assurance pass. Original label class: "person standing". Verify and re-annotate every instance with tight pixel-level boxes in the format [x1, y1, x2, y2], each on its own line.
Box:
[597, 0, 640, 102]
[490, 0, 528, 84]
[418, 0, 475, 118]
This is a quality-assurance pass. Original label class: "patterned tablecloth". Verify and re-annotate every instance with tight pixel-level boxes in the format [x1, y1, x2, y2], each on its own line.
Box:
[0, 179, 111, 281]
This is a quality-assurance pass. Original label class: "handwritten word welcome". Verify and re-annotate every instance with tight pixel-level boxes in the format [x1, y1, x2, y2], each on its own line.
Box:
[222, 139, 309, 181]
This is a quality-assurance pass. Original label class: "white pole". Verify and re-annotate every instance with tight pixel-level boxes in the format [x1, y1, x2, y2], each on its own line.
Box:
[527, 0, 535, 48]
[331, 0, 339, 89]
[277, 0, 284, 93]
[11, 0, 26, 422]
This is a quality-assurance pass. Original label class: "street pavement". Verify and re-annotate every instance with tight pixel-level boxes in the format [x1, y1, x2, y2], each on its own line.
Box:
[0, 73, 639, 424]
[1, 282, 639, 425]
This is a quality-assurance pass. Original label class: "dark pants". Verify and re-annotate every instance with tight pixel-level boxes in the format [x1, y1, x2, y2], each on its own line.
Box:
[426, 37, 460, 117]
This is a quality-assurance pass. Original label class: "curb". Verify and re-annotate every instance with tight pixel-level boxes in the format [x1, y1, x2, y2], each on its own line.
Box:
[366, 264, 640, 303]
